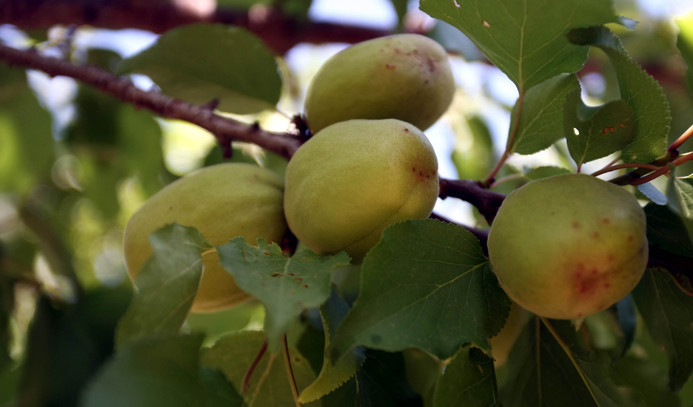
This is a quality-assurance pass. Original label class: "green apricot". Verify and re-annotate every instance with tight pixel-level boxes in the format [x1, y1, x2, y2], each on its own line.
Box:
[487, 173, 648, 320]
[304, 34, 455, 133]
[123, 163, 287, 313]
[284, 119, 439, 262]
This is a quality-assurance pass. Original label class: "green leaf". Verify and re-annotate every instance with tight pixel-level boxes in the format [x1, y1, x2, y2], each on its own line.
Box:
[564, 90, 636, 165]
[611, 354, 681, 407]
[329, 219, 510, 361]
[118, 24, 281, 114]
[354, 349, 424, 406]
[524, 166, 572, 180]
[0, 65, 54, 195]
[116, 223, 210, 346]
[217, 238, 349, 351]
[201, 330, 319, 407]
[500, 318, 628, 406]
[645, 203, 693, 258]
[420, 0, 618, 92]
[299, 289, 366, 403]
[82, 334, 242, 407]
[676, 12, 693, 94]
[450, 114, 495, 180]
[432, 347, 497, 406]
[632, 269, 693, 391]
[568, 26, 670, 163]
[667, 177, 693, 245]
[510, 74, 580, 154]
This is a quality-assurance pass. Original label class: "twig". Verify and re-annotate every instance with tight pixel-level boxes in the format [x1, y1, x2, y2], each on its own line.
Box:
[0, 0, 404, 55]
[0, 43, 304, 159]
[438, 178, 506, 224]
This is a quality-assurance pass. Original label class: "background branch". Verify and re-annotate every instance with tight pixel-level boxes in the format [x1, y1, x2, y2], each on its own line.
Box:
[0, 42, 304, 159]
[0, 0, 404, 54]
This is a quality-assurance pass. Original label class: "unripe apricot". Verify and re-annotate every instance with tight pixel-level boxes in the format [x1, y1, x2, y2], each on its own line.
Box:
[284, 119, 439, 262]
[123, 163, 287, 313]
[304, 34, 455, 133]
[487, 174, 648, 320]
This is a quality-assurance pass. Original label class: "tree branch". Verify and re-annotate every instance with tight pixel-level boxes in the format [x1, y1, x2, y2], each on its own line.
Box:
[0, 0, 400, 54]
[0, 42, 304, 159]
[438, 178, 506, 224]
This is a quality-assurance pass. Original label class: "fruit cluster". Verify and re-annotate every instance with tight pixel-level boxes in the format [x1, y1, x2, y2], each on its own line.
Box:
[123, 34, 454, 312]
[123, 34, 648, 325]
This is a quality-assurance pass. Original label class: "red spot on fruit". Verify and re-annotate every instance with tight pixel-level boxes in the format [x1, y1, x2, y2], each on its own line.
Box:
[603, 282, 611, 289]
[272, 273, 282, 277]
[303, 284, 309, 288]
[572, 221, 581, 229]
[601, 218, 611, 225]
[263, 251, 271, 256]
[592, 232, 600, 239]
[385, 63, 396, 70]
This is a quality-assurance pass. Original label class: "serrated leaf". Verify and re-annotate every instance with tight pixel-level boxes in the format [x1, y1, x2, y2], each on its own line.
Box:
[632, 269, 693, 391]
[511, 74, 580, 154]
[420, 0, 618, 92]
[500, 318, 628, 407]
[432, 347, 497, 406]
[299, 289, 366, 403]
[217, 238, 349, 351]
[568, 26, 670, 163]
[117, 24, 281, 114]
[116, 223, 210, 346]
[82, 334, 241, 407]
[201, 330, 319, 407]
[329, 219, 510, 362]
[564, 90, 636, 165]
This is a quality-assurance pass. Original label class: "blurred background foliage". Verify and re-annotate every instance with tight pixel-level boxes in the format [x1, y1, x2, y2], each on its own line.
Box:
[1, 0, 693, 405]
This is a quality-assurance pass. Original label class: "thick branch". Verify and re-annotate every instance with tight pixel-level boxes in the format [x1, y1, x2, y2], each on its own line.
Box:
[438, 178, 506, 224]
[0, 0, 397, 54]
[0, 42, 303, 159]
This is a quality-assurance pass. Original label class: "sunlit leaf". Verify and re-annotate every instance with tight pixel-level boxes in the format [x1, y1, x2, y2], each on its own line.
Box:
[217, 238, 349, 351]
[420, 0, 618, 92]
[329, 219, 510, 361]
[118, 24, 281, 114]
[116, 224, 210, 346]
[568, 26, 670, 163]
[510, 74, 580, 154]
[564, 90, 636, 165]
[676, 11, 693, 94]
[632, 269, 693, 391]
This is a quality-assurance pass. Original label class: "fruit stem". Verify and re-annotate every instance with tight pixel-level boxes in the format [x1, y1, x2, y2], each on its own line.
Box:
[242, 338, 268, 395]
[484, 91, 525, 186]
[590, 162, 660, 178]
[282, 334, 303, 407]
[438, 178, 506, 224]
[630, 152, 693, 186]
[668, 123, 693, 153]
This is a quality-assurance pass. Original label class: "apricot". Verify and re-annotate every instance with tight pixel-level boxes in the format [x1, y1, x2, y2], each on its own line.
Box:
[487, 173, 648, 320]
[284, 119, 439, 262]
[304, 34, 455, 133]
[123, 163, 287, 313]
